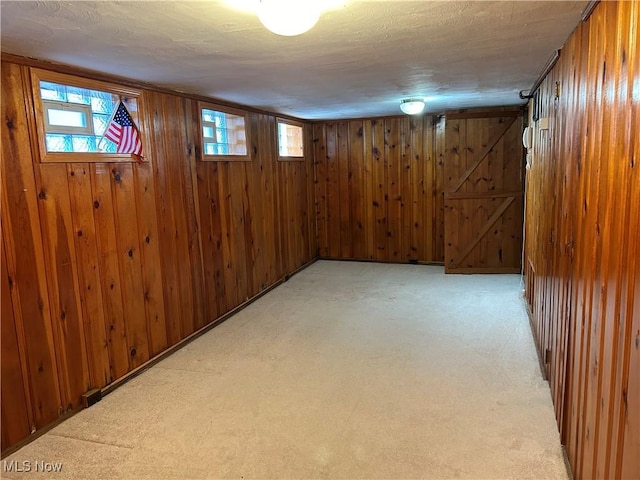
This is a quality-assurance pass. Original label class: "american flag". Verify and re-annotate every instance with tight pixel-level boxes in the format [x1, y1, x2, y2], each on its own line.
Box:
[104, 101, 143, 158]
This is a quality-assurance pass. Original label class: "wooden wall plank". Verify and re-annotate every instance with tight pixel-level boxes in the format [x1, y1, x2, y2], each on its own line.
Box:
[90, 164, 131, 380]
[349, 121, 365, 259]
[133, 160, 168, 355]
[556, 14, 589, 452]
[1, 62, 60, 432]
[205, 161, 229, 316]
[325, 122, 341, 258]
[617, 4, 640, 475]
[268, 115, 284, 281]
[276, 154, 313, 274]
[146, 92, 206, 343]
[524, 2, 640, 479]
[337, 121, 351, 258]
[434, 116, 446, 262]
[196, 158, 220, 320]
[67, 163, 111, 388]
[217, 164, 239, 310]
[256, 113, 279, 287]
[160, 95, 197, 337]
[620, 215, 639, 478]
[243, 143, 259, 299]
[362, 121, 375, 259]
[294, 159, 306, 268]
[110, 163, 150, 368]
[179, 97, 207, 331]
[372, 119, 387, 261]
[314, 123, 328, 258]
[304, 123, 318, 261]
[385, 118, 402, 261]
[147, 91, 183, 345]
[411, 116, 427, 261]
[277, 159, 293, 274]
[228, 161, 249, 304]
[603, 3, 636, 476]
[400, 117, 413, 261]
[297, 155, 310, 266]
[591, 4, 629, 477]
[421, 116, 433, 260]
[37, 164, 91, 410]
[1, 235, 32, 450]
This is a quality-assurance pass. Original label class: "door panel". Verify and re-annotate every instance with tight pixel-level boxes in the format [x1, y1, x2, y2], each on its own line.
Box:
[444, 109, 525, 273]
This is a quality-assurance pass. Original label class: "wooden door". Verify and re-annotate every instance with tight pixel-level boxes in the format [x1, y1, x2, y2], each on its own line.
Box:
[444, 108, 525, 273]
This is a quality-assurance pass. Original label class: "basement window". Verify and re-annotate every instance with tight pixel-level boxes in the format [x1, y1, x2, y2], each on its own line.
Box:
[199, 103, 249, 161]
[43, 101, 94, 135]
[31, 69, 143, 163]
[277, 119, 304, 160]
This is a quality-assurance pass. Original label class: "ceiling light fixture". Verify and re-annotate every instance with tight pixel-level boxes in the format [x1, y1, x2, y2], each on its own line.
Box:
[258, 0, 322, 36]
[400, 98, 426, 115]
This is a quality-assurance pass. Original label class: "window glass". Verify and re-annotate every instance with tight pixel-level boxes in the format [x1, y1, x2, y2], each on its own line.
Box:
[203, 125, 215, 139]
[47, 108, 88, 128]
[45, 134, 73, 152]
[38, 80, 139, 154]
[200, 107, 248, 158]
[277, 121, 304, 157]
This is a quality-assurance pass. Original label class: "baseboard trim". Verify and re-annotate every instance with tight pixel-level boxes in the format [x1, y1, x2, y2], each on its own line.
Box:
[562, 445, 575, 479]
[524, 300, 547, 381]
[0, 409, 81, 459]
[317, 256, 445, 267]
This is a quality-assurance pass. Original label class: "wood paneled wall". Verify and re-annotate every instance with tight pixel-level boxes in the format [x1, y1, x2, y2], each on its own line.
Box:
[524, 1, 639, 479]
[1, 59, 316, 452]
[313, 116, 445, 263]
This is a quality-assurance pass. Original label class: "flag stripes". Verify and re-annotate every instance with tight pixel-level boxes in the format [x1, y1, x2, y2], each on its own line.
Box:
[104, 101, 143, 157]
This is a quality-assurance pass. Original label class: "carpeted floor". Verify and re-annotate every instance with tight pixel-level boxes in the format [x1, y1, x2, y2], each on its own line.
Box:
[2, 261, 569, 479]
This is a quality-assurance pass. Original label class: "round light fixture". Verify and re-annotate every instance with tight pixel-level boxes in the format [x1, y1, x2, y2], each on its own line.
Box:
[400, 98, 426, 115]
[258, 0, 322, 36]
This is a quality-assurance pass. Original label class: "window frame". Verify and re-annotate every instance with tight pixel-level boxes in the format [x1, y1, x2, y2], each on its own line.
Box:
[276, 118, 305, 161]
[30, 68, 145, 163]
[42, 100, 95, 135]
[198, 101, 250, 162]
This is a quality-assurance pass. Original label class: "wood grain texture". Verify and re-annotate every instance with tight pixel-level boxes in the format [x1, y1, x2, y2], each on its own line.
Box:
[524, 2, 639, 479]
[2, 63, 61, 436]
[67, 163, 111, 388]
[90, 164, 131, 380]
[38, 163, 92, 410]
[313, 116, 444, 263]
[434, 117, 446, 262]
[443, 108, 525, 274]
[277, 122, 316, 275]
[110, 163, 151, 368]
[1, 60, 316, 453]
[1, 235, 32, 451]
[147, 91, 200, 344]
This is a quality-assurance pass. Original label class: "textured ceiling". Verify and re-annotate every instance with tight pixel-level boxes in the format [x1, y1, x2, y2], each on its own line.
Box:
[1, 1, 587, 120]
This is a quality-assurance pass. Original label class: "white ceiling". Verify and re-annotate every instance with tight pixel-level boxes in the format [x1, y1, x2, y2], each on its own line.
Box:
[1, 1, 587, 120]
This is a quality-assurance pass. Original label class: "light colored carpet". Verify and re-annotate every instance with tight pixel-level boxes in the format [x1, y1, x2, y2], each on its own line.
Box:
[2, 261, 568, 479]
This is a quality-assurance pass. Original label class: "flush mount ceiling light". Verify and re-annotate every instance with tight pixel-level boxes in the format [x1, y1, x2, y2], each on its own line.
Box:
[400, 98, 426, 115]
[224, 1, 347, 36]
[258, 0, 322, 36]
